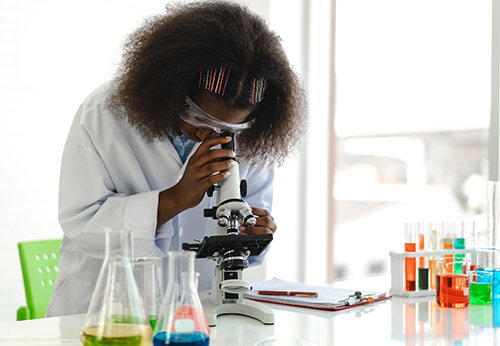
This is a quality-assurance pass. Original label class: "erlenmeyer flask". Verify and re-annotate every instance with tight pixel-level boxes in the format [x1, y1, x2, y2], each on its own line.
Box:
[154, 251, 210, 346]
[81, 227, 152, 346]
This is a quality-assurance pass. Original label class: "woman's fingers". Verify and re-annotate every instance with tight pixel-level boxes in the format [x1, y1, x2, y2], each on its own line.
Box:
[239, 207, 277, 235]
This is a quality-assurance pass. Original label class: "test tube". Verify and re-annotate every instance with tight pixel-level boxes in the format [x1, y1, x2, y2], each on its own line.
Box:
[405, 222, 417, 291]
[454, 220, 466, 274]
[429, 222, 438, 289]
[465, 218, 477, 248]
[442, 221, 455, 274]
[418, 222, 429, 290]
[466, 219, 477, 275]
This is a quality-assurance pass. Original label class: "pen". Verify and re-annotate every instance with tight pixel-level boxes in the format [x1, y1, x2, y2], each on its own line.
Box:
[253, 290, 318, 298]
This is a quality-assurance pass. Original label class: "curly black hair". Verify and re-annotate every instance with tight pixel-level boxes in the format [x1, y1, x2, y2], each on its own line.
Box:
[106, 0, 307, 167]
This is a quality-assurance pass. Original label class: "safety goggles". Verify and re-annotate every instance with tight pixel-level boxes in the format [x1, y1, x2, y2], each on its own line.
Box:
[181, 96, 256, 133]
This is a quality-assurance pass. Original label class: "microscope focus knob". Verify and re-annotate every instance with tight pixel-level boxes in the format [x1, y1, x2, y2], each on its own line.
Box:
[245, 216, 257, 227]
[204, 207, 217, 219]
[218, 217, 229, 227]
[239, 208, 257, 227]
[217, 207, 231, 227]
[207, 185, 215, 197]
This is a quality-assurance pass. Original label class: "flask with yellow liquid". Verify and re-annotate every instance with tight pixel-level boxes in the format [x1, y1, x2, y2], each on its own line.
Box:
[80, 227, 152, 346]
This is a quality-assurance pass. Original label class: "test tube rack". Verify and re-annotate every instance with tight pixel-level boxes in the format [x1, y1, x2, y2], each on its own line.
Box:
[389, 248, 477, 298]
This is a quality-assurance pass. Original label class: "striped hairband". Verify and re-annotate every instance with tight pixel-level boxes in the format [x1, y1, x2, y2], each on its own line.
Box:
[198, 67, 268, 104]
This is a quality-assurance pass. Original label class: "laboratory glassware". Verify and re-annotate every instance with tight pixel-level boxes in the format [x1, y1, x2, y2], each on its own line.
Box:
[429, 223, 439, 289]
[404, 222, 416, 291]
[154, 251, 210, 346]
[436, 256, 470, 308]
[453, 221, 466, 273]
[469, 271, 492, 305]
[442, 222, 455, 274]
[474, 247, 500, 301]
[80, 227, 152, 346]
[133, 256, 163, 330]
[487, 181, 500, 250]
[417, 222, 429, 290]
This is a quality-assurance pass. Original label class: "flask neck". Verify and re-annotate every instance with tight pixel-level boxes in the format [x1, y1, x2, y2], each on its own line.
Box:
[167, 251, 196, 283]
[181, 271, 198, 290]
[105, 227, 133, 259]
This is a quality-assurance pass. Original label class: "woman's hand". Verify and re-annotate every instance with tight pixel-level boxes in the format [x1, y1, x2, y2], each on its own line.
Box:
[157, 136, 235, 226]
[239, 207, 277, 235]
[176, 136, 236, 209]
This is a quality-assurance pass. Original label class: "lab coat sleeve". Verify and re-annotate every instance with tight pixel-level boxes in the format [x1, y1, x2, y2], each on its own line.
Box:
[58, 100, 170, 260]
[241, 163, 275, 266]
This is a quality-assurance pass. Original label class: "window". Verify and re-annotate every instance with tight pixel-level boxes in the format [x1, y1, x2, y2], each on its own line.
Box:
[334, 0, 492, 278]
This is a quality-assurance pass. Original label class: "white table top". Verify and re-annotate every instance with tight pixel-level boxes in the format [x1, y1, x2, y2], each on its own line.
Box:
[0, 276, 498, 345]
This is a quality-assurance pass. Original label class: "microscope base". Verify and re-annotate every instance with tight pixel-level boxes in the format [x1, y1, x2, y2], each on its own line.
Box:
[202, 297, 275, 327]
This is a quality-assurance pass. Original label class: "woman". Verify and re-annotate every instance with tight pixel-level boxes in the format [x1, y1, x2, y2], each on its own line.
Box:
[47, 1, 306, 317]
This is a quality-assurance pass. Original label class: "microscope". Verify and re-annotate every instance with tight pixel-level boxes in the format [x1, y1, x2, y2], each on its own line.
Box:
[183, 132, 274, 326]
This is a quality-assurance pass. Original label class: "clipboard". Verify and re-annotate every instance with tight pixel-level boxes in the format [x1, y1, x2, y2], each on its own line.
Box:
[244, 277, 391, 311]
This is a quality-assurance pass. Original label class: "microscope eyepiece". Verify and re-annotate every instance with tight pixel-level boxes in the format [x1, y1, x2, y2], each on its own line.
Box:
[220, 132, 235, 151]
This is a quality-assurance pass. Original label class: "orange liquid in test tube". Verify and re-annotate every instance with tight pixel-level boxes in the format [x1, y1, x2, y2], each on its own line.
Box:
[429, 228, 438, 289]
[429, 259, 436, 289]
[405, 222, 417, 291]
[405, 242, 417, 291]
[419, 234, 425, 268]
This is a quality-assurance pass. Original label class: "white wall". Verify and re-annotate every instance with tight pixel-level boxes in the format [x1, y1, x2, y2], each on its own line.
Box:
[0, 0, 180, 323]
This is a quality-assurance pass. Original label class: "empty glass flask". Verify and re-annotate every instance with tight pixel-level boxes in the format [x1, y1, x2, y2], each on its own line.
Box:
[154, 251, 210, 346]
[132, 256, 163, 330]
[80, 227, 152, 346]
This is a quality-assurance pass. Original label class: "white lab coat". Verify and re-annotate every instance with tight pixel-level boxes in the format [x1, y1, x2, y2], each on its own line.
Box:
[46, 82, 274, 317]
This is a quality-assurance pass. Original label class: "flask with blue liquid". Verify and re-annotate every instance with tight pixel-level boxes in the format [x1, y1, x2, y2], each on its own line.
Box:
[154, 251, 210, 346]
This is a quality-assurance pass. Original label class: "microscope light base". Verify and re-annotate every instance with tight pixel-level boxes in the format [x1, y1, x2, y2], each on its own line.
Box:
[202, 296, 275, 327]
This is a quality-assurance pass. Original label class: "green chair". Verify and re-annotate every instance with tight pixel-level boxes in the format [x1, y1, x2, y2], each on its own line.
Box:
[16, 238, 62, 320]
